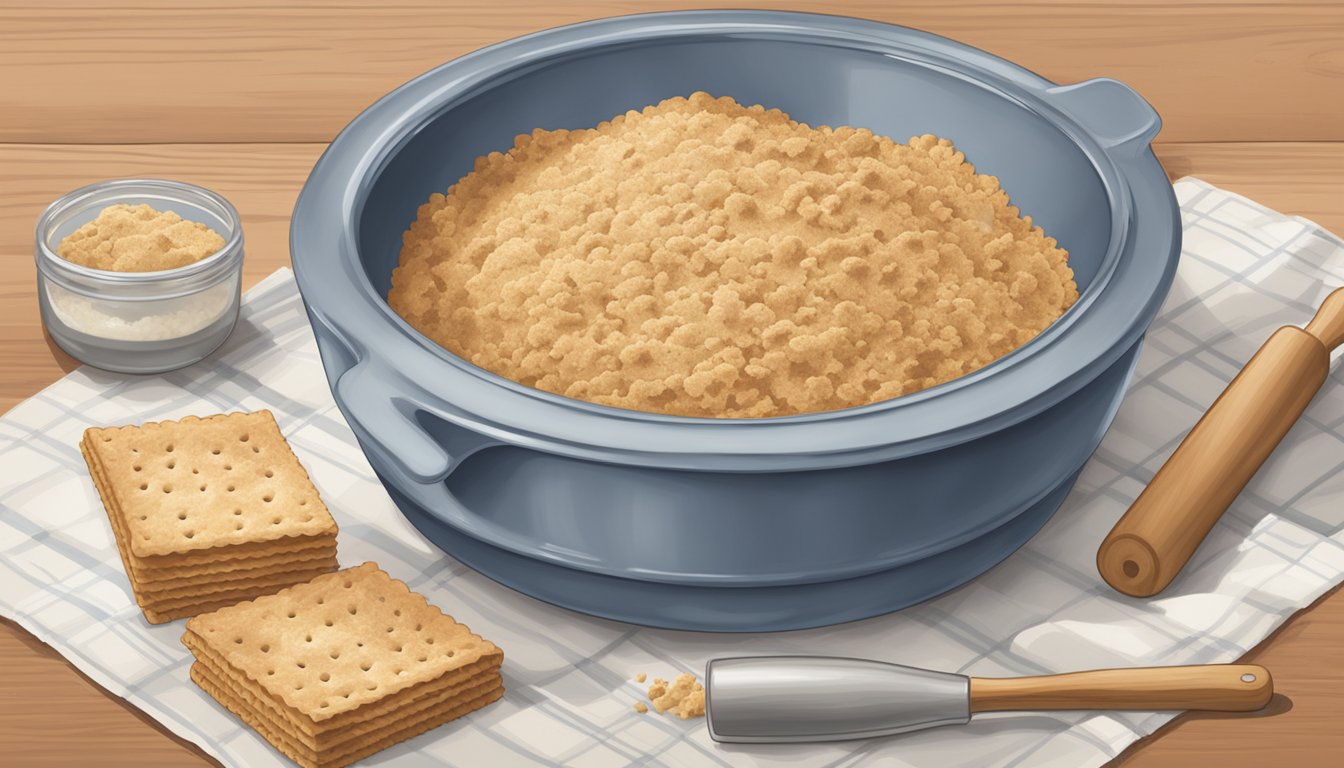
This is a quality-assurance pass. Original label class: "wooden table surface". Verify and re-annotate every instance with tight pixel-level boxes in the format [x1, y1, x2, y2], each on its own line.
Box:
[2, 2, 1342, 765]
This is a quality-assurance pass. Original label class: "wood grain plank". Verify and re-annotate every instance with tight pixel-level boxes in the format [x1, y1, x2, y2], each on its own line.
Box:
[1115, 584, 1344, 766]
[0, 618, 219, 767]
[1, 1, 1342, 144]
[0, 139, 1342, 765]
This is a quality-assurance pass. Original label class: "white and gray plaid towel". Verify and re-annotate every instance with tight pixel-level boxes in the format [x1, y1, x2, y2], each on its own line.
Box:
[3, 178, 1343, 768]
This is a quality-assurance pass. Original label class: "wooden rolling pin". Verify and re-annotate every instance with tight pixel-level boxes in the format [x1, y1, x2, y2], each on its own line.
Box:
[1098, 287, 1344, 597]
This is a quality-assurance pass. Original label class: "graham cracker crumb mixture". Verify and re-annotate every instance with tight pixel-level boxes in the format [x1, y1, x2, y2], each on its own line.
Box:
[646, 674, 705, 719]
[390, 92, 1078, 417]
[57, 203, 225, 272]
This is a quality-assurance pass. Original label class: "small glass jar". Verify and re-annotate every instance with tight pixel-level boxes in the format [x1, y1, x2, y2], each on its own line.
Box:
[35, 179, 244, 374]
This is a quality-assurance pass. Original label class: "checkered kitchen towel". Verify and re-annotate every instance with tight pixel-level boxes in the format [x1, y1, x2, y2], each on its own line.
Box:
[3, 178, 1343, 767]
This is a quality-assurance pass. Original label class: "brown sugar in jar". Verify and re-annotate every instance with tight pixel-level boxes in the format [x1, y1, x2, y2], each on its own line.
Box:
[57, 203, 225, 272]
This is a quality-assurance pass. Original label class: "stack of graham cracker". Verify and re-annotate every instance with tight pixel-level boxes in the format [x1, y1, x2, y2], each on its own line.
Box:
[81, 410, 339, 623]
[183, 562, 505, 768]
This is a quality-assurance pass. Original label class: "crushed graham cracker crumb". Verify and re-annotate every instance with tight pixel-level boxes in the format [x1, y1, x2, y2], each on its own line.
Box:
[57, 203, 225, 272]
[633, 702, 648, 714]
[647, 673, 706, 720]
[390, 92, 1078, 417]
[634, 672, 647, 683]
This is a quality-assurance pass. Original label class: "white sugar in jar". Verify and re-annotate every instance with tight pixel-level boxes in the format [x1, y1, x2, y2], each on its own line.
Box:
[35, 179, 245, 373]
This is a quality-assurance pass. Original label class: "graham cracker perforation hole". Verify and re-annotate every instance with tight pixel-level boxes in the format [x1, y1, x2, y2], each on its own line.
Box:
[139, 483, 148, 491]
[264, 469, 274, 478]
[211, 448, 221, 455]
[240, 433, 250, 443]
[263, 493, 274, 503]
[133, 465, 141, 472]
[166, 459, 176, 469]
[360, 662, 372, 671]
[319, 672, 330, 682]
[177, 512, 187, 520]
[162, 484, 173, 493]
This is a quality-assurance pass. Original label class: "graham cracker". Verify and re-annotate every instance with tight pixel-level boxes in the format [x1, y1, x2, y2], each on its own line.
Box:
[184, 563, 503, 723]
[185, 628, 500, 740]
[138, 561, 339, 602]
[82, 426, 335, 590]
[81, 410, 341, 624]
[190, 652, 499, 752]
[192, 662, 503, 768]
[132, 549, 337, 589]
[143, 578, 339, 616]
[135, 540, 337, 573]
[83, 411, 337, 558]
[192, 661, 501, 765]
[144, 594, 269, 625]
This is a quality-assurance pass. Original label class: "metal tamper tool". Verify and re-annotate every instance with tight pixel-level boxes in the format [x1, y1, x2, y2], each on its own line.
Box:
[705, 656, 1272, 743]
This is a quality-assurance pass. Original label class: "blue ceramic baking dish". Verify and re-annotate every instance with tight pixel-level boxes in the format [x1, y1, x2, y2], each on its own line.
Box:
[291, 11, 1180, 631]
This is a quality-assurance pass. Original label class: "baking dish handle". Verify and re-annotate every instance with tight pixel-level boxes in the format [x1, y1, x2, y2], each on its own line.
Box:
[334, 359, 498, 484]
[1044, 78, 1161, 158]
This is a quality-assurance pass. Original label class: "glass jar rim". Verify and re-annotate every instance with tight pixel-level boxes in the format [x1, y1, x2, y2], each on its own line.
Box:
[35, 178, 244, 284]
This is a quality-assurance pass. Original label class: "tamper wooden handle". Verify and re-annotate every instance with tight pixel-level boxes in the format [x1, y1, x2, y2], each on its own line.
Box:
[969, 664, 1272, 713]
[1098, 288, 1344, 597]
